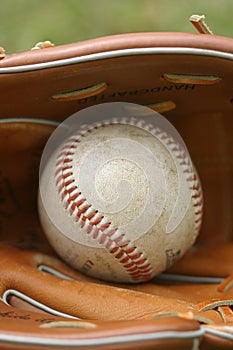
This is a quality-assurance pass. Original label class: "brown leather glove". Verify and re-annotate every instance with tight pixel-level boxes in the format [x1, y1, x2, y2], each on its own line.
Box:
[0, 15, 233, 350]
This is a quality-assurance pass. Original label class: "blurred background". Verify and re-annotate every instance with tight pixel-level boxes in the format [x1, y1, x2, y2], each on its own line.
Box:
[0, 0, 232, 54]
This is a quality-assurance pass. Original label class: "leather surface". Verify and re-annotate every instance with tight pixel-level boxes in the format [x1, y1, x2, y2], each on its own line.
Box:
[0, 32, 232, 349]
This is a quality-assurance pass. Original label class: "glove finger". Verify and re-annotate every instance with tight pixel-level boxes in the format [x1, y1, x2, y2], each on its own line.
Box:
[0, 244, 228, 326]
[0, 244, 192, 320]
[0, 299, 202, 350]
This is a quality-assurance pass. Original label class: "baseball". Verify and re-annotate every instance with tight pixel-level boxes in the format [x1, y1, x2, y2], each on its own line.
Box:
[38, 104, 203, 283]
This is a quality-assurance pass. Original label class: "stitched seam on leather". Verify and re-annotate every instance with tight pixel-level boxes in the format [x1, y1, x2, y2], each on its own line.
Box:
[198, 300, 233, 312]
[55, 117, 203, 282]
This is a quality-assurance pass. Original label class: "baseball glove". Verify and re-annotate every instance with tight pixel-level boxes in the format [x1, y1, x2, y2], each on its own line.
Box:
[0, 15, 232, 350]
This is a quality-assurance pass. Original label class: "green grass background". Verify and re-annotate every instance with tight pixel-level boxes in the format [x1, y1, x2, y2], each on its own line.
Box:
[0, 0, 232, 54]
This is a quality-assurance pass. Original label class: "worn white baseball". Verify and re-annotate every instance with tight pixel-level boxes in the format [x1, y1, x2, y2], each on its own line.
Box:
[38, 113, 203, 283]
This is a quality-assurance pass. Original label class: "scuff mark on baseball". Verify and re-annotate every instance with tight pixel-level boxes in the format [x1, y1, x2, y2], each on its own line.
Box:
[38, 104, 203, 283]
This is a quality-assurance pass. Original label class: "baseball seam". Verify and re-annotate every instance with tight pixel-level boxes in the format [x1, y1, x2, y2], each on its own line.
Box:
[55, 117, 203, 282]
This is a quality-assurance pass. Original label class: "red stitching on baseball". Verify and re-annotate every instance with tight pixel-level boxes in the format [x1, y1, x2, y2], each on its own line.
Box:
[55, 117, 203, 282]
